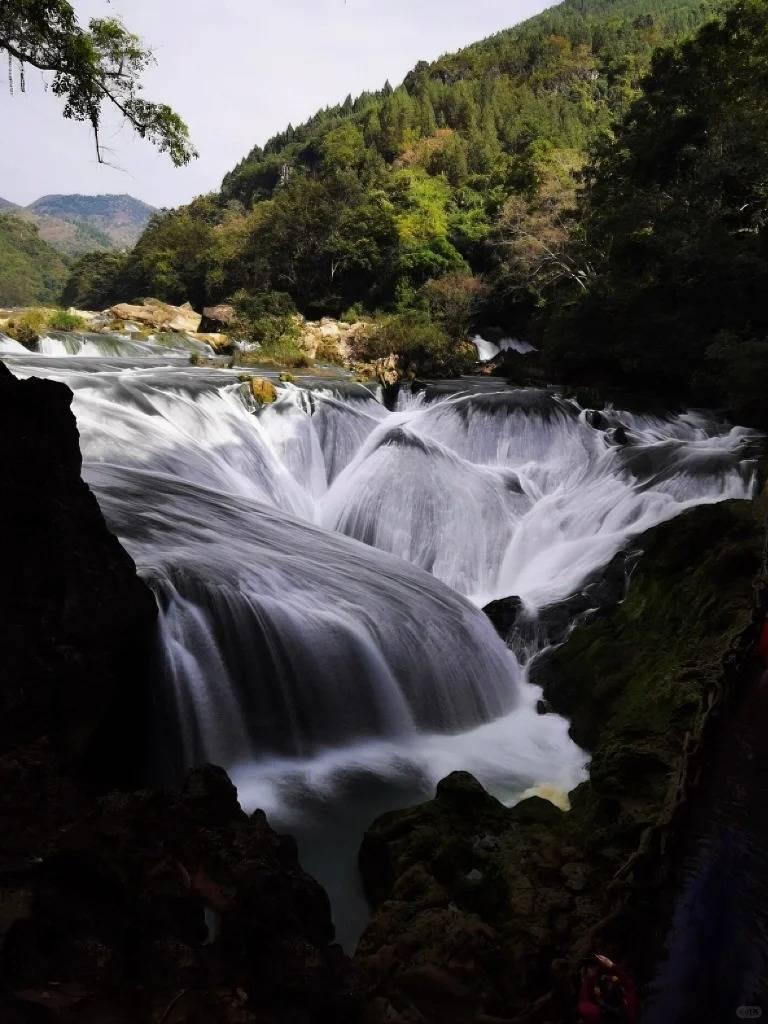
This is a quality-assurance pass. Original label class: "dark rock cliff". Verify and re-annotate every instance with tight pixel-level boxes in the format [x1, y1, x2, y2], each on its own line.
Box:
[0, 360, 157, 779]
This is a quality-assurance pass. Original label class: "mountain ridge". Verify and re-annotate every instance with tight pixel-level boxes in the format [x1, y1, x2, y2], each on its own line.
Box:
[0, 193, 156, 258]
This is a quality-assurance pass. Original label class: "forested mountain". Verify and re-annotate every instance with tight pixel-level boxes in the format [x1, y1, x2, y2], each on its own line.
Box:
[0, 194, 155, 259]
[60, 0, 768, 427]
[27, 194, 155, 249]
[76, 0, 716, 317]
[0, 215, 70, 307]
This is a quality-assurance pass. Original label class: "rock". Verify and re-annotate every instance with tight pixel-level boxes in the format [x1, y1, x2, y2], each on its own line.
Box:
[560, 862, 590, 892]
[0, 360, 361, 1023]
[375, 352, 401, 387]
[0, 765, 361, 1023]
[187, 331, 231, 351]
[482, 595, 523, 638]
[201, 304, 235, 332]
[0, 362, 156, 777]
[107, 298, 202, 334]
[246, 376, 278, 405]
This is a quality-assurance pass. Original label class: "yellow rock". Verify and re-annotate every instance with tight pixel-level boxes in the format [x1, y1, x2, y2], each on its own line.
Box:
[247, 377, 277, 405]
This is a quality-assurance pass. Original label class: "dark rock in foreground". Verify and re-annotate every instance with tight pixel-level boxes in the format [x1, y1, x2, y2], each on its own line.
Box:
[0, 361, 157, 781]
[357, 496, 766, 1022]
[0, 761, 360, 1023]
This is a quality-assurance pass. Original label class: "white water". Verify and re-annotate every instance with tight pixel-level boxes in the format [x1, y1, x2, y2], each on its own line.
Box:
[3, 339, 758, 945]
[472, 334, 536, 361]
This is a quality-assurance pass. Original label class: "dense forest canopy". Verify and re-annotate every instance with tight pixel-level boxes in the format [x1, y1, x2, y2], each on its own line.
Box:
[0, 215, 69, 306]
[546, 0, 768, 425]
[69, 0, 717, 318]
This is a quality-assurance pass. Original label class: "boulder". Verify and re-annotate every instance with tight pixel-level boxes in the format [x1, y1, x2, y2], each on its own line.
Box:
[107, 298, 202, 334]
[201, 304, 235, 332]
[245, 376, 278, 405]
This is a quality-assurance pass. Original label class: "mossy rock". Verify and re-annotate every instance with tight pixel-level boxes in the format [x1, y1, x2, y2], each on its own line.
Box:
[245, 376, 277, 405]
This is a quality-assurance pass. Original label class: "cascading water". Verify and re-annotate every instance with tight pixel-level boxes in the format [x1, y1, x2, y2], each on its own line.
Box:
[3, 337, 758, 946]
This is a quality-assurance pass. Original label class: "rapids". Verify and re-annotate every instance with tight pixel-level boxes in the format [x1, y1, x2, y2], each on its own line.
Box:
[2, 334, 758, 946]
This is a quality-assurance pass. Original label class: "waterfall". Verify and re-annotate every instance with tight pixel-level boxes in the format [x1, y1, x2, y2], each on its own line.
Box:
[472, 334, 536, 361]
[3, 336, 757, 945]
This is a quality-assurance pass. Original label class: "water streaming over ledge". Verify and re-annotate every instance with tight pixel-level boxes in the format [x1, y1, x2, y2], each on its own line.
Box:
[2, 336, 758, 945]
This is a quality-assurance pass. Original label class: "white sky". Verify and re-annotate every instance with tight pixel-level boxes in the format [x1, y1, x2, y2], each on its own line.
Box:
[0, 0, 553, 209]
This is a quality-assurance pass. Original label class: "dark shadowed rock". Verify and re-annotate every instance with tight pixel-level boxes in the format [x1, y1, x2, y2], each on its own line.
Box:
[0, 765, 360, 1023]
[0, 361, 157, 780]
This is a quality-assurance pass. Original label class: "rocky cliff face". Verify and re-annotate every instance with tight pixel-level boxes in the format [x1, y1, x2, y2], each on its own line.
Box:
[0, 361, 157, 777]
[355, 496, 766, 1023]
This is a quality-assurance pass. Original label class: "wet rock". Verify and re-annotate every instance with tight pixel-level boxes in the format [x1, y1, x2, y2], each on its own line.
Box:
[482, 595, 522, 638]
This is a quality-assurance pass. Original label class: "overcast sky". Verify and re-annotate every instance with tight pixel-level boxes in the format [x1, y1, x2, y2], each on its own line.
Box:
[0, 0, 553, 210]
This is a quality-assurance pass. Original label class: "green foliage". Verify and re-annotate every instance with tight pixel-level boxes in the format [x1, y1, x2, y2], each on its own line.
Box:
[60, 251, 128, 308]
[419, 272, 491, 337]
[48, 309, 85, 331]
[4, 307, 50, 346]
[0, 214, 69, 307]
[1, 1, 196, 165]
[228, 290, 312, 368]
[98, 0, 716, 328]
[352, 310, 477, 377]
[546, 0, 768, 426]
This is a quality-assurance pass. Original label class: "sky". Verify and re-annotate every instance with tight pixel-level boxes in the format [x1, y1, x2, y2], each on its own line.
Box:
[0, 0, 553, 210]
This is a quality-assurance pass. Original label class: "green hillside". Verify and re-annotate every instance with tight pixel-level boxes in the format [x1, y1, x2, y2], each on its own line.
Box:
[0, 215, 70, 307]
[28, 194, 156, 249]
[84, 0, 716, 319]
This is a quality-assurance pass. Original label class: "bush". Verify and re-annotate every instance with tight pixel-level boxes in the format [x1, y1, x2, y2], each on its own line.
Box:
[233, 338, 313, 369]
[419, 273, 491, 337]
[48, 310, 86, 332]
[350, 310, 476, 377]
[5, 308, 51, 348]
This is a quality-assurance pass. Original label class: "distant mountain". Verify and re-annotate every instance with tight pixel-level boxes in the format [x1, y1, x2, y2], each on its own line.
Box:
[28, 194, 156, 249]
[0, 194, 156, 258]
[0, 214, 69, 307]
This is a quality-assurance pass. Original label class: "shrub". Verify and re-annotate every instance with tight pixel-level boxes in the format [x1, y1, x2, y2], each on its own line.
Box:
[315, 337, 345, 364]
[350, 310, 476, 377]
[5, 308, 50, 348]
[419, 273, 491, 337]
[48, 310, 86, 332]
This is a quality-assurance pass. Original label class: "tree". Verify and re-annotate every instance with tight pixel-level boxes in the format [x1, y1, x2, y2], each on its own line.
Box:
[1, 0, 196, 165]
[547, 0, 768, 425]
